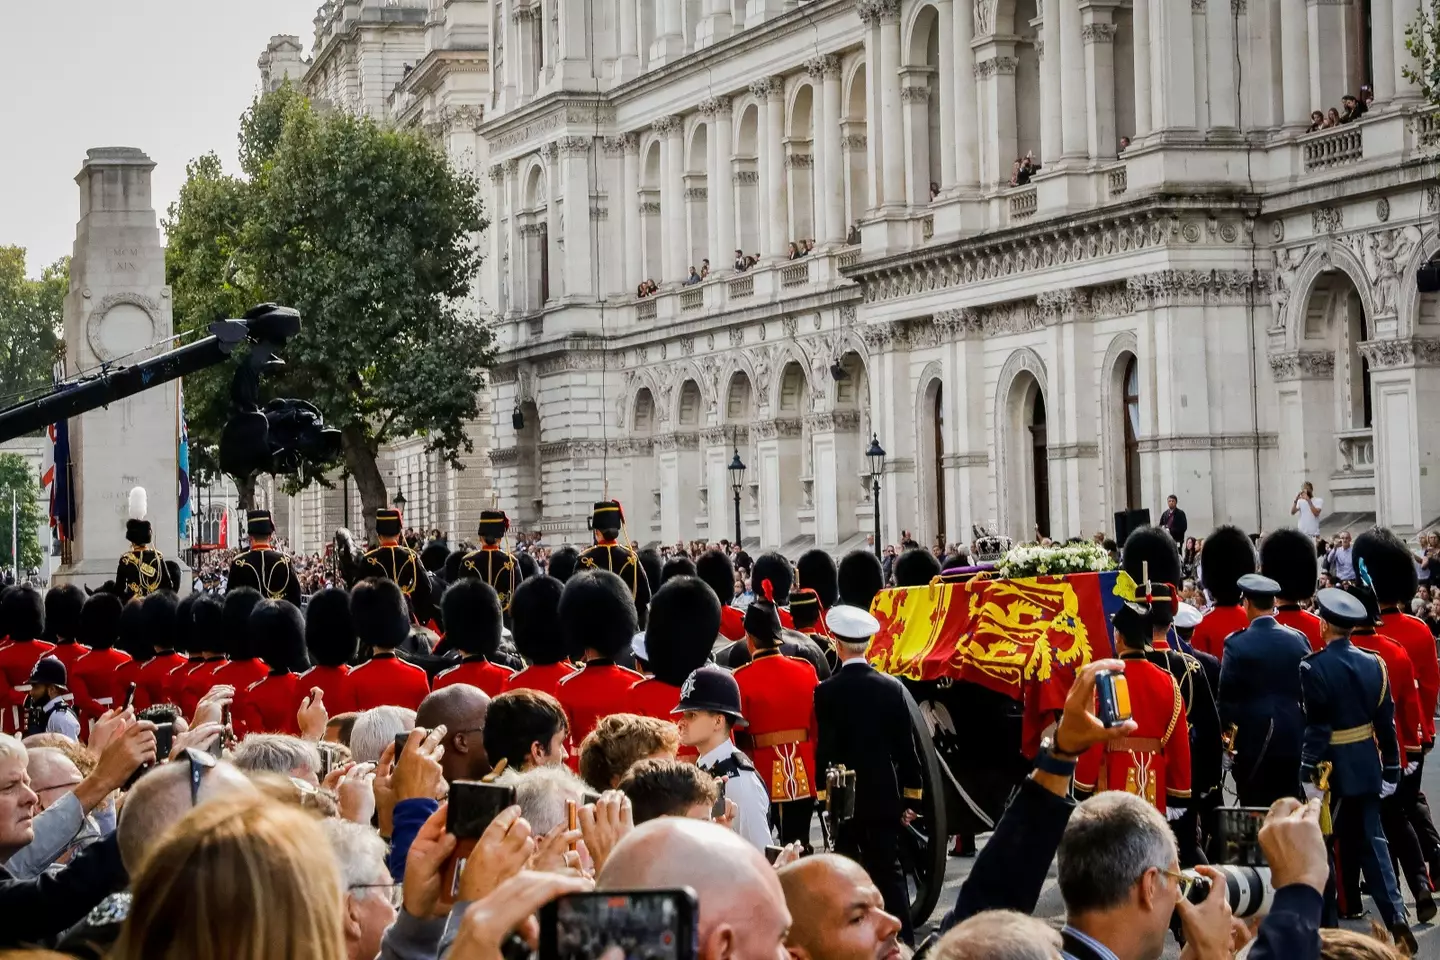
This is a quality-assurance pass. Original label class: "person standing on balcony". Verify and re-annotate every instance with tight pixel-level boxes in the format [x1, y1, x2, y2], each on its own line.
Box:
[1292, 482, 1323, 539]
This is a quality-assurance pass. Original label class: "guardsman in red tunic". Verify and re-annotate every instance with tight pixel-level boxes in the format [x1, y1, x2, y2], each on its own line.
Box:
[176, 594, 229, 719]
[235, 599, 308, 735]
[1261, 528, 1326, 652]
[1076, 594, 1192, 815]
[43, 585, 90, 677]
[362, 508, 435, 624]
[347, 578, 430, 711]
[1190, 526, 1257, 659]
[210, 588, 270, 725]
[294, 587, 358, 716]
[576, 502, 653, 626]
[69, 594, 129, 728]
[555, 570, 645, 768]
[630, 576, 722, 760]
[459, 510, 521, 619]
[502, 576, 575, 697]
[695, 550, 745, 642]
[0, 588, 54, 735]
[732, 586, 821, 848]
[433, 578, 514, 696]
[133, 591, 190, 710]
[1357, 527, 1440, 883]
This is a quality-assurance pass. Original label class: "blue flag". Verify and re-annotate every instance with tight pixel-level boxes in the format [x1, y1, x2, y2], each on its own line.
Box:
[178, 383, 192, 533]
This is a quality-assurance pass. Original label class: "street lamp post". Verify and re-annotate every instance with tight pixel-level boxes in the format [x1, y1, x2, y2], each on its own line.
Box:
[866, 433, 886, 560]
[727, 446, 747, 548]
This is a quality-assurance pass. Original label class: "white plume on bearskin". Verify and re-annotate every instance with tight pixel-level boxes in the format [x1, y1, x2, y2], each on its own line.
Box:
[128, 486, 148, 522]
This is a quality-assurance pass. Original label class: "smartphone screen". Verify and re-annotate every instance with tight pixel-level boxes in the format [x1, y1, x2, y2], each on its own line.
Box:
[541, 889, 698, 960]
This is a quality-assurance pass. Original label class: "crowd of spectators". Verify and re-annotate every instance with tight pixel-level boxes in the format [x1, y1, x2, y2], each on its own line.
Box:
[1308, 88, 1373, 130]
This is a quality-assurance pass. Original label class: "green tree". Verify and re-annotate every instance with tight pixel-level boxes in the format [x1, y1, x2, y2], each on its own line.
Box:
[0, 248, 67, 410]
[1404, 0, 1440, 100]
[165, 86, 492, 530]
[0, 453, 46, 573]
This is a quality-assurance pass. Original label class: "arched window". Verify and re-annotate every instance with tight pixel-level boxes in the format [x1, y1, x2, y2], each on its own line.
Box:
[1123, 356, 1141, 510]
[932, 382, 946, 542]
[1030, 390, 1049, 538]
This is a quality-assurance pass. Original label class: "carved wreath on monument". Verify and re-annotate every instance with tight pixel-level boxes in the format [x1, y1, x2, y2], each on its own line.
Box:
[85, 293, 162, 364]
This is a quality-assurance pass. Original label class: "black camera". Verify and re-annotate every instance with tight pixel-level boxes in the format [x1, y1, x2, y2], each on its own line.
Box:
[1181, 806, 1274, 918]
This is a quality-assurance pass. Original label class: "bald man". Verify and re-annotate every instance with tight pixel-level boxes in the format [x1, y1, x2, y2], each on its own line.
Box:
[777, 854, 903, 960]
[931, 911, 1064, 960]
[416, 684, 492, 782]
[598, 818, 790, 960]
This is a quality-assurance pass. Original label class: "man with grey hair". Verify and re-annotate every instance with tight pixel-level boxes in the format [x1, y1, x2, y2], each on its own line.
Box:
[934, 911, 1063, 960]
[231, 733, 321, 784]
[513, 764, 591, 836]
[320, 818, 398, 960]
[350, 706, 416, 764]
[22, 748, 98, 869]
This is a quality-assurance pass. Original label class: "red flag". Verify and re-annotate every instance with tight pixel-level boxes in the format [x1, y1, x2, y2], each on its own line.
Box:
[219, 510, 229, 549]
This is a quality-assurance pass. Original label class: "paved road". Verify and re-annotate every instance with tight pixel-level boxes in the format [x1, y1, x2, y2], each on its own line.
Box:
[910, 756, 1440, 957]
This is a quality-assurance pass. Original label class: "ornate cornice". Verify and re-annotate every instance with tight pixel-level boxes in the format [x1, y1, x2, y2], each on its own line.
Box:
[1135, 433, 1279, 453]
[749, 76, 784, 100]
[557, 135, 592, 157]
[1081, 22, 1118, 42]
[537, 351, 605, 375]
[489, 447, 521, 465]
[804, 410, 863, 433]
[1049, 442, 1100, 460]
[899, 85, 932, 102]
[684, 186, 708, 201]
[652, 115, 683, 135]
[602, 133, 638, 154]
[973, 57, 1019, 78]
[753, 418, 805, 440]
[1358, 338, 1440, 369]
[485, 100, 615, 153]
[1268, 350, 1336, 381]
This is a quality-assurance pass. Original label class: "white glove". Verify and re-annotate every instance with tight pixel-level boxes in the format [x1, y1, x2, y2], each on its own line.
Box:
[1303, 783, 1324, 803]
[1406, 761, 1420, 776]
[1381, 779, 1399, 799]
[1166, 806, 1187, 822]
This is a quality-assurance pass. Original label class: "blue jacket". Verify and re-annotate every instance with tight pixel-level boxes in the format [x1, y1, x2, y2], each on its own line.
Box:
[1217, 617, 1311, 768]
[1299, 638, 1399, 796]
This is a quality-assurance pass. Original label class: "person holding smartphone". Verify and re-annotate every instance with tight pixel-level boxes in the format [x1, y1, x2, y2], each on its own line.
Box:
[1291, 481, 1324, 538]
[673, 665, 772, 851]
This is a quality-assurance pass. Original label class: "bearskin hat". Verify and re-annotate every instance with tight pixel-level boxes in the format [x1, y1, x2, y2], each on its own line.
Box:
[444, 549, 468, 584]
[1354, 527, 1419, 605]
[516, 552, 539, 581]
[894, 548, 942, 588]
[645, 575, 721, 685]
[638, 550, 663, 599]
[350, 578, 411, 652]
[511, 575, 567, 665]
[1121, 526, 1183, 590]
[116, 599, 150, 663]
[661, 555, 697, 585]
[2, 586, 44, 643]
[838, 550, 884, 609]
[44, 584, 86, 643]
[694, 549, 736, 605]
[750, 552, 794, 604]
[548, 546, 581, 584]
[558, 570, 638, 660]
[252, 598, 309, 673]
[421, 542, 450, 575]
[796, 549, 840, 608]
[140, 590, 181, 654]
[222, 587, 264, 660]
[1201, 526, 1257, 606]
[305, 587, 357, 668]
[743, 591, 783, 647]
[442, 577, 504, 658]
[1259, 528, 1320, 602]
[78, 592, 124, 650]
[188, 593, 224, 655]
[174, 593, 198, 654]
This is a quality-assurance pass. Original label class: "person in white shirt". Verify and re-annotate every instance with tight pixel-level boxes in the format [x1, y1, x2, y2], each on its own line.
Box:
[673, 665, 773, 851]
[23, 657, 80, 741]
[1292, 481, 1323, 538]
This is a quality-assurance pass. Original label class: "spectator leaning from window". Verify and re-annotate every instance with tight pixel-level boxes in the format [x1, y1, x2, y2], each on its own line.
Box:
[685, 266, 702, 285]
[788, 242, 801, 260]
[734, 249, 747, 272]
[1309, 110, 1326, 132]
[1119, 135, 1131, 153]
[1324, 107, 1342, 128]
[700, 259, 710, 279]
[1341, 93, 1367, 122]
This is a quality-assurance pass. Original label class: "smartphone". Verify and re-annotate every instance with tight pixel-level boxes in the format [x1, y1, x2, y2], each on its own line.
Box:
[394, 732, 411, 763]
[221, 703, 233, 748]
[124, 683, 138, 710]
[710, 778, 728, 820]
[764, 845, 783, 864]
[1094, 670, 1133, 728]
[540, 888, 698, 960]
[153, 722, 175, 762]
[440, 781, 518, 906]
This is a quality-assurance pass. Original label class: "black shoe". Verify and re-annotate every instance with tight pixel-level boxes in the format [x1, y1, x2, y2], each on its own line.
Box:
[1417, 888, 1438, 924]
[1340, 910, 1367, 920]
[1390, 921, 1418, 954]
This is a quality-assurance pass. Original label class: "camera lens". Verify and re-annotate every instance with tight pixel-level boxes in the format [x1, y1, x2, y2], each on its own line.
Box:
[1181, 866, 1273, 918]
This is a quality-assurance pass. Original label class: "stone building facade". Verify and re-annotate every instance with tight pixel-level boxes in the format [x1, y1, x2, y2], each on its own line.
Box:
[266, 0, 1440, 552]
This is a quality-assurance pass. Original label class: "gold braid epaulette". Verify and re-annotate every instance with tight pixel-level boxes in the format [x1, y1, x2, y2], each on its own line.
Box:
[1162, 675, 1183, 748]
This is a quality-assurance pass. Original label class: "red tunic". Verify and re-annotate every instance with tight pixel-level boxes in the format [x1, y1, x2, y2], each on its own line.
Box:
[1075, 656, 1191, 813]
[1352, 629, 1424, 756]
[177, 658, 228, 719]
[294, 664, 358, 716]
[348, 654, 430, 712]
[629, 677, 695, 761]
[556, 660, 645, 766]
[503, 661, 577, 699]
[212, 658, 271, 709]
[70, 648, 134, 724]
[134, 652, 190, 710]
[1190, 605, 1249, 660]
[1275, 606, 1325, 653]
[433, 657, 514, 697]
[719, 607, 746, 642]
[0, 640, 55, 735]
[236, 672, 302, 736]
[47, 641, 92, 676]
[1380, 610, 1440, 744]
[733, 651, 821, 802]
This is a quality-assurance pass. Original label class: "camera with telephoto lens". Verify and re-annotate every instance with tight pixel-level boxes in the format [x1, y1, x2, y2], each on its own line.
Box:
[1180, 807, 1274, 918]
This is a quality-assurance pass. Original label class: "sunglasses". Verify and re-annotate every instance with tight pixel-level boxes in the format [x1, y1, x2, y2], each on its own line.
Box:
[349, 882, 403, 908]
[181, 747, 218, 805]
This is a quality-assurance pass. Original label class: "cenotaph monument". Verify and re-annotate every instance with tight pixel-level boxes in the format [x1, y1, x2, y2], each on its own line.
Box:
[54, 148, 181, 589]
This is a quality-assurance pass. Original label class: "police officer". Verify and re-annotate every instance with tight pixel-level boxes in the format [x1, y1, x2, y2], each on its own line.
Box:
[460, 509, 521, 615]
[1216, 573, 1311, 807]
[361, 507, 435, 624]
[116, 486, 178, 600]
[1302, 588, 1415, 952]
[227, 509, 301, 606]
[672, 664, 771, 851]
[814, 605, 924, 945]
[24, 656, 80, 740]
[577, 501, 652, 625]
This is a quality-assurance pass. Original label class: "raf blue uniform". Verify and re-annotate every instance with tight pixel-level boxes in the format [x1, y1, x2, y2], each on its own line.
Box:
[1301, 588, 1409, 938]
[1216, 576, 1311, 807]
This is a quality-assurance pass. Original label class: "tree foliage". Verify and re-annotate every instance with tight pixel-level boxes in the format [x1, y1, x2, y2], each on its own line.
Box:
[0, 452, 46, 572]
[0, 248, 67, 411]
[1404, 0, 1440, 101]
[165, 85, 492, 527]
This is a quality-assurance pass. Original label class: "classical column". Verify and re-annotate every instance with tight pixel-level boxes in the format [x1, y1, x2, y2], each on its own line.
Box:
[953, 0, 980, 188]
[651, 0, 686, 65]
[876, 2, 906, 206]
[1206, 0, 1238, 129]
[1132, 0, 1152, 138]
[542, 141, 562, 301]
[933, 0, 959, 188]
[697, 0, 733, 48]
[818, 57, 846, 242]
[1059, 0, 1089, 158]
[505, 159, 521, 314]
[514, 6, 537, 98]
[901, 79, 932, 206]
[655, 115, 685, 283]
[488, 165, 506, 314]
[1395, 0, 1422, 100]
[1081, 16, 1118, 158]
[704, 98, 737, 268]
[1371, 0, 1396, 102]
[1040, 8, 1063, 163]
[619, 135, 641, 288]
[1154, 0, 1198, 129]
[617, 0, 640, 81]
[558, 137, 594, 298]
[752, 76, 788, 258]
[1280, 0, 1310, 126]
[975, 47, 1020, 186]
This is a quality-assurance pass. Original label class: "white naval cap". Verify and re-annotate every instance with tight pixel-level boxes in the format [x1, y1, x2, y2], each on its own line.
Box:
[1173, 602, 1203, 630]
[828, 604, 881, 641]
[631, 630, 649, 660]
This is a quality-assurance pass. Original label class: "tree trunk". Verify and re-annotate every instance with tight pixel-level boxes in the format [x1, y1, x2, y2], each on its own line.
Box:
[342, 423, 387, 542]
[236, 475, 257, 511]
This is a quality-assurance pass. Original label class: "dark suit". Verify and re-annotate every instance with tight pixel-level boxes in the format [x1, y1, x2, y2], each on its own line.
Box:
[1217, 616, 1310, 806]
[227, 547, 301, 606]
[815, 660, 922, 941]
[1159, 506, 1188, 544]
[1148, 644, 1222, 865]
[362, 543, 435, 623]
